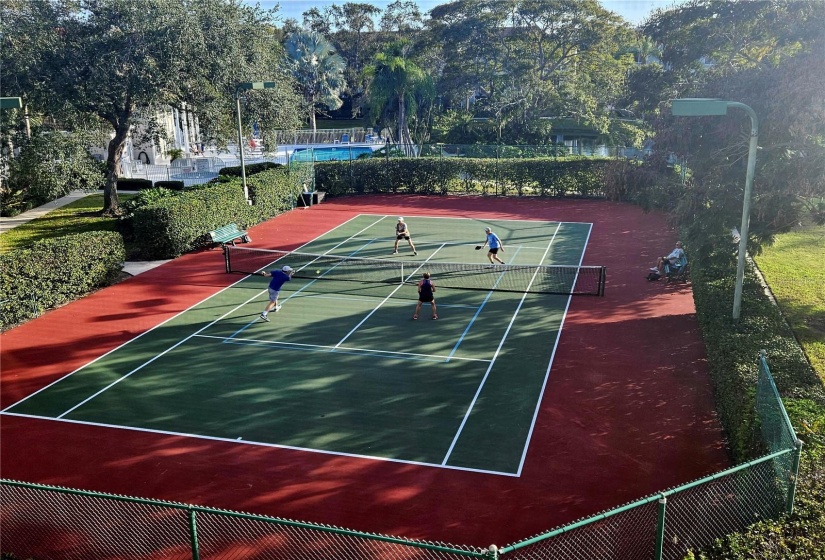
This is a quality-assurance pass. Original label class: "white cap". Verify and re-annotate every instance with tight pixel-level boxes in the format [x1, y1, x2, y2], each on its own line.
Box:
[282, 265, 293, 272]
[485, 227, 491, 232]
[398, 217, 404, 221]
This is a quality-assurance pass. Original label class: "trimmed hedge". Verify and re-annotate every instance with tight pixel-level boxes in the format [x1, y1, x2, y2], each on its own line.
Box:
[116, 178, 153, 190]
[218, 162, 282, 177]
[314, 156, 610, 197]
[0, 231, 125, 330]
[685, 242, 825, 558]
[687, 247, 823, 459]
[154, 180, 185, 191]
[131, 169, 303, 259]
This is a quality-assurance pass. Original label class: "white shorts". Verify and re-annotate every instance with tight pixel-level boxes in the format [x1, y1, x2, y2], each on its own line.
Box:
[268, 288, 281, 302]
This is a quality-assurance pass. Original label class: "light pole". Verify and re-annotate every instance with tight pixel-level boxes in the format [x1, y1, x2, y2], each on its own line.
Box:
[235, 81, 277, 202]
[671, 98, 759, 321]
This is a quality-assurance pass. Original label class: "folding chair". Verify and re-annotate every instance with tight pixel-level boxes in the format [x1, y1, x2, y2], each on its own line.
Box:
[664, 254, 690, 283]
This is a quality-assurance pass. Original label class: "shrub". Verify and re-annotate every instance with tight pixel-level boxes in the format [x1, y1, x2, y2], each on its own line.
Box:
[130, 169, 303, 259]
[132, 182, 252, 258]
[116, 178, 153, 191]
[684, 238, 825, 559]
[0, 231, 125, 330]
[153, 180, 185, 191]
[218, 162, 282, 177]
[314, 157, 610, 197]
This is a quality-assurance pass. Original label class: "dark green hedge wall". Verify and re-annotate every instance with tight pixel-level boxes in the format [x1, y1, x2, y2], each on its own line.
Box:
[131, 169, 302, 259]
[0, 231, 125, 329]
[314, 157, 609, 197]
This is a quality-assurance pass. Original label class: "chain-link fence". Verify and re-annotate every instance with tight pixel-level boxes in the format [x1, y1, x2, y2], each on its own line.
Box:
[496, 351, 802, 560]
[1, 353, 800, 560]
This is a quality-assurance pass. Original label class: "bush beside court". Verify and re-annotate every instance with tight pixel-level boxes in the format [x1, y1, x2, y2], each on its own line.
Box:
[0, 231, 125, 330]
[684, 241, 825, 557]
[130, 168, 303, 259]
[314, 156, 609, 197]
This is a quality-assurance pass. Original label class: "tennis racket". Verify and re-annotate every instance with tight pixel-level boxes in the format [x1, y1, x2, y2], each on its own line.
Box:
[475, 246, 482, 250]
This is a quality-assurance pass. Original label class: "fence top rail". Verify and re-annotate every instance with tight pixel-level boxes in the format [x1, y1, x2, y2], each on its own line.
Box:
[0, 478, 488, 558]
[498, 446, 795, 554]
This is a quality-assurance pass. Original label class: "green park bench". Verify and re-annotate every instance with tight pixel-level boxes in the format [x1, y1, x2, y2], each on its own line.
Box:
[208, 223, 250, 248]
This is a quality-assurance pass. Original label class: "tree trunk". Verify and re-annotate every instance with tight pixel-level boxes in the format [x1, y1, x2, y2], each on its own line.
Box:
[103, 123, 130, 215]
[309, 107, 317, 144]
[397, 92, 414, 157]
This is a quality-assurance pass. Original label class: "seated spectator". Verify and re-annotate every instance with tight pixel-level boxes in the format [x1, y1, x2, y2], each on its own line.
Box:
[651, 241, 686, 276]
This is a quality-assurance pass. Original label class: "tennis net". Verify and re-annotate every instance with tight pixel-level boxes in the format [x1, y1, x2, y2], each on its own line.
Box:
[224, 246, 606, 296]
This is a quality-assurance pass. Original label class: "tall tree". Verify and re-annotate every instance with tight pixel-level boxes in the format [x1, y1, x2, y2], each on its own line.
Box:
[641, 0, 825, 254]
[363, 40, 434, 152]
[284, 31, 348, 133]
[379, 1, 424, 34]
[427, 0, 635, 143]
[1, 0, 302, 214]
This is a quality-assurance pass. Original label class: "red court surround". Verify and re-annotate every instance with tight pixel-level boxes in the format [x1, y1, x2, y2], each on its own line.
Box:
[1, 195, 730, 548]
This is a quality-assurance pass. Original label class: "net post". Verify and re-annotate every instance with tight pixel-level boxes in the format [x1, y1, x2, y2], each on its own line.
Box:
[599, 266, 606, 297]
[223, 245, 231, 273]
[401, 263, 404, 284]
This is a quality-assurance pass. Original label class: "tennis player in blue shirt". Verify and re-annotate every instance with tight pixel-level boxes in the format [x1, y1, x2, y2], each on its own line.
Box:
[257, 265, 294, 322]
[477, 227, 506, 264]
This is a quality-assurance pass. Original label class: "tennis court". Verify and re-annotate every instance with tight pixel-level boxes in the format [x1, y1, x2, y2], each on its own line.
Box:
[5, 215, 601, 476]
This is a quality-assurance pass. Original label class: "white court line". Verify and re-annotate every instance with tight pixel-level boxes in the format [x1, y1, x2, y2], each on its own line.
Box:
[333, 244, 446, 349]
[226, 233, 386, 339]
[61, 218, 391, 418]
[444, 246, 525, 362]
[347, 237, 554, 252]
[56, 283, 280, 418]
[441, 222, 563, 466]
[1, 214, 367, 413]
[288, 293, 479, 309]
[195, 334, 492, 363]
[353, 214, 595, 225]
[0, 411, 520, 477]
[514, 223, 593, 476]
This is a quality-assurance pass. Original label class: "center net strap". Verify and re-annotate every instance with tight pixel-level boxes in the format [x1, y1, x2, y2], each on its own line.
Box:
[224, 246, 605, 296]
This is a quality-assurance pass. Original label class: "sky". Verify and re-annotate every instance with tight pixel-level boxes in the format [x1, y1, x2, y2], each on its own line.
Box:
[244, 0, 686, 26]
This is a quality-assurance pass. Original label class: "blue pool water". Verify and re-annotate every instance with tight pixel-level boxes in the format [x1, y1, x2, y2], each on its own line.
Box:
[290, 146, 375, 162]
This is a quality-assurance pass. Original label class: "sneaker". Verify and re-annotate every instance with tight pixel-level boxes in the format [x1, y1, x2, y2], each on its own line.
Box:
[500, 262, 506, 265]
[259, 313, 270, 322]
[275, 305, 282, 312]
[393, 251, 398, 254]
[412, 315, 418, 320]
[432, 315, 438, 320]
[413, 251, 418, 256]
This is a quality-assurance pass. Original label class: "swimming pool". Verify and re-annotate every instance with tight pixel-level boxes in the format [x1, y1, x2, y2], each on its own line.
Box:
[290, 146, 376, 162]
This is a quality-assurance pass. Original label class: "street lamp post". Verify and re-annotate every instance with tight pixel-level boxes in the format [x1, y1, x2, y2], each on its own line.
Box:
[671, 98, 759, 321]
[235, 81, 277, 202]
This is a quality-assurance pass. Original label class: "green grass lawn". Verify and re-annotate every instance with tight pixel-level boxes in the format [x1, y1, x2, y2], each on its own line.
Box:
[755, 223, 825, 382]
[0, 193, 135, 255]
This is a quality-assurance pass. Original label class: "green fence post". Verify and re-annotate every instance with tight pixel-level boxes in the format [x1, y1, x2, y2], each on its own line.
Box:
[486, 544, 499, 559]
[654, 495, 667, 560]
[188, 508, 200, 560]
[787, 438, 804, 515]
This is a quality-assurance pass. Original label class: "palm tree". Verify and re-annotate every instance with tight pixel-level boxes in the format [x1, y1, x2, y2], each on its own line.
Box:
[284, 31, 347, 136]
[363, 40, 433, 155]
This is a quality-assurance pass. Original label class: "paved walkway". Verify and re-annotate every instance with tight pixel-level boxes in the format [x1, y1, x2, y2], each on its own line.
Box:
[0, 190, 169, 276]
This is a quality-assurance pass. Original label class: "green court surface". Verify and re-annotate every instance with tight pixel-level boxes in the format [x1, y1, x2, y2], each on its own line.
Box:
[7, 215, 593, 475]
